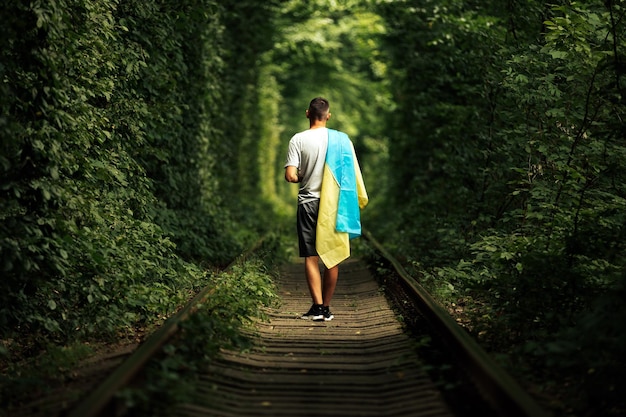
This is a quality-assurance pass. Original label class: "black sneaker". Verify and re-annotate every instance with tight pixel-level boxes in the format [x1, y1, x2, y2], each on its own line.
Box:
[301, 304, 324, 320]
[323, 306, 334, 321]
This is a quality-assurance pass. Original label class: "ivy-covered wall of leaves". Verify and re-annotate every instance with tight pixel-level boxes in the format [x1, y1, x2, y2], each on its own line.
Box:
[0, 0, 280, 343]
[375, 0, 625, 411]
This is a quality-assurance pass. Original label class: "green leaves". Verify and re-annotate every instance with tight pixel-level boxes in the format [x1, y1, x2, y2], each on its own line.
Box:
[0, 0, 273, 348]
[375, 1, 626, 413]
[121, 257, 278, 414]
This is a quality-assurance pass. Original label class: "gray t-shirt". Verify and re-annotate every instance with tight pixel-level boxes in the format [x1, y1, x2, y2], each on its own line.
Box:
[284, 127, 329, 204]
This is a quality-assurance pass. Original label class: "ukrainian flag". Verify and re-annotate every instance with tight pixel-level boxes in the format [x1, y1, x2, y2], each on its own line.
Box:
[316, 129, 368, 268]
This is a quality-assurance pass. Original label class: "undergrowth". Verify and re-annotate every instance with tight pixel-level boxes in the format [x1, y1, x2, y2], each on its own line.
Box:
[118, 255, 280, 415]
[399, 256, 625, 417]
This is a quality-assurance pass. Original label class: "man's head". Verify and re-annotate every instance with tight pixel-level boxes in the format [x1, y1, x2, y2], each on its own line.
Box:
[306, 97, 330, 122]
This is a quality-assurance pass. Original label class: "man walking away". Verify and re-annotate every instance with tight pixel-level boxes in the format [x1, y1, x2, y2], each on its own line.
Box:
[284, 97, 368, 321]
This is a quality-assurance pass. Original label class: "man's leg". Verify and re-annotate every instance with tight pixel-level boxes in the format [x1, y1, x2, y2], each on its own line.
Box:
[322, 265, 338, 306]
[305, 256, 323, 305]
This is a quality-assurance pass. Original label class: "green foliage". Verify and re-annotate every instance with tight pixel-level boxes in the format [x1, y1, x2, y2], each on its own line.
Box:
[0, 2, 289, 413]
[216, 1, 283, 200]
[376, 0, 626, 414]
[120, 258, 279, 415]
[0, 0, 282, 353]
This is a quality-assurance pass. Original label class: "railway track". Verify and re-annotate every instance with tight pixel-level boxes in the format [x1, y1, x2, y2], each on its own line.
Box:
[65, 232, 549, 417]
[178, 259, 454, 417]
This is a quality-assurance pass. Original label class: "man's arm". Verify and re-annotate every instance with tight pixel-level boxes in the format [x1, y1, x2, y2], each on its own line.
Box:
[285, 165, 300, 183]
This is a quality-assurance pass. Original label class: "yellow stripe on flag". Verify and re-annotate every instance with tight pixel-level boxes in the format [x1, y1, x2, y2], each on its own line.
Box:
[316, 164, 350, 268]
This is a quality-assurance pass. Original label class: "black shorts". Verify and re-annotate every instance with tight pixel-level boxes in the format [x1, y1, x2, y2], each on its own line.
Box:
[297, 199, 319, 257]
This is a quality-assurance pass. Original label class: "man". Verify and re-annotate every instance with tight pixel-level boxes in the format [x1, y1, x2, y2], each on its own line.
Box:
[284, 97, 368, 321]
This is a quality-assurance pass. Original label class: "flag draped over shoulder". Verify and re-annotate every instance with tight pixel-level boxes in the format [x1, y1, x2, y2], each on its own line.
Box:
[316, 129, 368, 268]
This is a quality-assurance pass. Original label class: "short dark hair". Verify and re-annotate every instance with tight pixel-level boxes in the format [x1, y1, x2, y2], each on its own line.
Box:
[308, 97, 330, 121]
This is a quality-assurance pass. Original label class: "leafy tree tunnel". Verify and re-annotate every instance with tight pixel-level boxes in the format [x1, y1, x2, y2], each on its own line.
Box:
[1, 1, 625, 416]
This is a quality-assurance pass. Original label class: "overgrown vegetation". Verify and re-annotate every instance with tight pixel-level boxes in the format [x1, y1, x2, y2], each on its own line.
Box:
[0, 0, 283, 410]
[118, 255, 279, 415]
[0, 0, 280, 340]
[374, 1, 626, 415]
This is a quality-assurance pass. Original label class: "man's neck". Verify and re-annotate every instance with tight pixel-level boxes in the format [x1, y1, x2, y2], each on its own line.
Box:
[309, 120, 327, 130]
